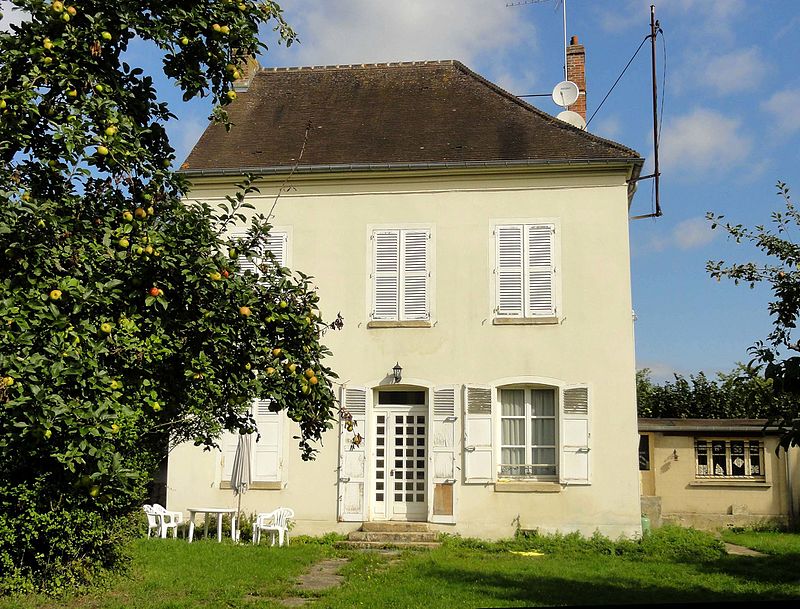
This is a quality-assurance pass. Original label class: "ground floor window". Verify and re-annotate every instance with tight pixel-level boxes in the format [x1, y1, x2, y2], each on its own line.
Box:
[695, 438, 764, 479]
[499, 387, 557, 478]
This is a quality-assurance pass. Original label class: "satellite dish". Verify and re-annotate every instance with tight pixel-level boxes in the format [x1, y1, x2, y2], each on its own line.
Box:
[556, 110, 586, 130]
[552, 80, 579, 108]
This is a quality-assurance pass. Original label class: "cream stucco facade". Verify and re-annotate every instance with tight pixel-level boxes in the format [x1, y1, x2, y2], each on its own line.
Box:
[167, 164, 643, 540]
[639, 424, 799, 530]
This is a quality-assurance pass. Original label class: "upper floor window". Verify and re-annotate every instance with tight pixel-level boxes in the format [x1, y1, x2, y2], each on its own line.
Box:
[232, 230, 290, 275]
[493, 222, 557, 320]
[695, 438, 764, 480]
[370, 228, 431, 322]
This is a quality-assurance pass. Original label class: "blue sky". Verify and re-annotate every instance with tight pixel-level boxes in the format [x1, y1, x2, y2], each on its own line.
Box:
[3, 0, 799, 382]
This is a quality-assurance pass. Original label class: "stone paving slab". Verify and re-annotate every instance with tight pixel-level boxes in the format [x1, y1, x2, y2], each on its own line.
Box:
[724, 542, 766, 556]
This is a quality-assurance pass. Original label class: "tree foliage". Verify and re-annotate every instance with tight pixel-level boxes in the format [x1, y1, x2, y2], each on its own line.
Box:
[636, 365, 793, 420]
[0, 0, 340, 594]
[706, 181, 800, 448]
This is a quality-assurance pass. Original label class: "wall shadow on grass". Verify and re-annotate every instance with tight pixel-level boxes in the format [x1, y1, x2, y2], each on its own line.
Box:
[413, 559, 799, 606]
[698, 553, 800, 586]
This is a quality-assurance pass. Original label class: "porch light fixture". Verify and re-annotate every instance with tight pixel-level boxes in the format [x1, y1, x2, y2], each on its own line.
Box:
[672, 449, 679, 461]
[392, 362, 403, 384]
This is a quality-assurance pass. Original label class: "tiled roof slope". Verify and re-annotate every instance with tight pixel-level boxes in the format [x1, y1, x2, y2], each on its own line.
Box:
[182, 60, 642, 173]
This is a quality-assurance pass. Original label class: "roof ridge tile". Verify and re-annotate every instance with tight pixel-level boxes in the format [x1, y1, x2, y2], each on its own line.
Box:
[261, 60, 457, 73]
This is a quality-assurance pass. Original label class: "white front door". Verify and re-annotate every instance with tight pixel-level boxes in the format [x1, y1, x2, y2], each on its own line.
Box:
[373, 391, 428, 521]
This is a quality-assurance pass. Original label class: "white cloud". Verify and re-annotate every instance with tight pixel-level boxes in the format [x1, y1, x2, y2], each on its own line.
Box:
[762, 88, 800, 135]
[172, 116, 208, 165]
[268, 0, 538, 83]
[591, 116, 622, 141]
[637, 361, 684, 383]
[694, 47, 770, 95]
[659, 108, 751, 173]
[672, 216, 715, 249]
[596, 0, 745, 39]
[645, 216, 715, 252]
[0, 0, 28, 32]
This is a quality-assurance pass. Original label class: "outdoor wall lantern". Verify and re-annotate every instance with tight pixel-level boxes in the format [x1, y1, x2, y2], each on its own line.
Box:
[392, 362, 403, 384]
[672, 449, 679, 461]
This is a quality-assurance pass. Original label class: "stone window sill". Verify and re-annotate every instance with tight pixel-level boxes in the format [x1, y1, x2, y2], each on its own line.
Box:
[367, 320, 432, 328]
[689, 479, 770, 489]
[220, 481, 282, 490]
[493, 316, 559, 326]
[494, 480, 562, 493]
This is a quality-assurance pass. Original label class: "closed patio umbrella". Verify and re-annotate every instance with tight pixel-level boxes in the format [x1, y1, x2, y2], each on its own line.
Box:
[230, 432, 252, 541]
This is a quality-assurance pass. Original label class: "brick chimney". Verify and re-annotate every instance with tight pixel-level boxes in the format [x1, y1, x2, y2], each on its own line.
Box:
[233, 55, 261, 92]
[566, 35, 586, 121]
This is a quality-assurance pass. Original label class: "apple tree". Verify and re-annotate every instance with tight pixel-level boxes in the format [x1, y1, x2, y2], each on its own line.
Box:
[707, 181, 800, 450]
[0, 0, 340, 594]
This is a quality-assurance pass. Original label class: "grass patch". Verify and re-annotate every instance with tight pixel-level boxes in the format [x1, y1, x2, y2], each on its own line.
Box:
[2, 529, 799, 608]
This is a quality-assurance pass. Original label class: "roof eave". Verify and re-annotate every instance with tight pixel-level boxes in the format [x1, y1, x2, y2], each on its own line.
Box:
[178, 157, 645, 179]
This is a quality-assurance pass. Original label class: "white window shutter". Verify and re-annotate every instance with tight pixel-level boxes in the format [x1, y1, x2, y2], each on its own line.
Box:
[496, 225, 524, 317]
[429, 386, 459, 523]
[264, 232, 288, 268]
[401, 229, 429, 320]
[463, 385, 495, 484]
[220, 430, 238, 481]
[526, 224, 555, 317]
[372, 231, 400, 320]
[560, 385, 591, 485]
[338, 386, 368, 521]
[253, 400, 282, 483]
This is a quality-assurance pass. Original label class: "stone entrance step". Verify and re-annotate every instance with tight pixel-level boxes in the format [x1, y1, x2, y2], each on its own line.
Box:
[335, 522, 441, 550]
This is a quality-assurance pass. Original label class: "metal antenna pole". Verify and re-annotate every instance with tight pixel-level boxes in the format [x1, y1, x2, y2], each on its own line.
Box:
[650, 4, 662, 217]
[629, 3, 665, 221]
[563, 0, 568, 81]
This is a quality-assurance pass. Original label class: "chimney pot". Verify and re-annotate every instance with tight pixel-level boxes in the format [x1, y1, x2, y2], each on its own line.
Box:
[566, 35, 586, 121]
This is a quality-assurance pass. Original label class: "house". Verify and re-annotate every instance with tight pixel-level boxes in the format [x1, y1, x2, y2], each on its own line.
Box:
[638, 418, 799, 530]
[167, 39, 646, 540]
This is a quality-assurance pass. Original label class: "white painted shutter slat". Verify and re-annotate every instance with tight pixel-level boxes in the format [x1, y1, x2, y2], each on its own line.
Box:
[265, 232, 288, 268]
[401, 230, 429, 320]
[430, 386, 459, 523]
[496, 225, 524, 317]
[253, 400, 282, 482]
[526, 224, 555, 317]
[373, 231, 400, 320]
[221, 431, 238, 481]
[463, 385, 495, 483]
[560, 385, 591, 485]
[338, 386, 368, 521]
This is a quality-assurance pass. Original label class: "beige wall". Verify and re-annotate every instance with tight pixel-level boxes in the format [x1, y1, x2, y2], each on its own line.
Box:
[640, 431, 799, 530]
[168, 166, 643, 539]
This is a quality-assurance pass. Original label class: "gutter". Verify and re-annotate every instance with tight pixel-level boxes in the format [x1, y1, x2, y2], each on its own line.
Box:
[179, 157, 644, 178]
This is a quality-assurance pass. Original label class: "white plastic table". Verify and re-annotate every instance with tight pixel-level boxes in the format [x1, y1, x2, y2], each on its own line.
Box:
[186, 507, 237, 543]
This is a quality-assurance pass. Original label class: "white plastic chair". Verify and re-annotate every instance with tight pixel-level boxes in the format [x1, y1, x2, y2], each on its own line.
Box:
[143, 504, 159, 538]
[252, 508, 294, 546]
[151, 503, 184, 538]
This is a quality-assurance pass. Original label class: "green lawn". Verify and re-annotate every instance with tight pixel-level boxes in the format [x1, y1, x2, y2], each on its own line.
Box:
[3, 531, 800, 608]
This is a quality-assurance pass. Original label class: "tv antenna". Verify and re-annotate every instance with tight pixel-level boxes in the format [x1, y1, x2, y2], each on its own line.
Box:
[630, 4, 663, 219]
[507, 0, 568, 82]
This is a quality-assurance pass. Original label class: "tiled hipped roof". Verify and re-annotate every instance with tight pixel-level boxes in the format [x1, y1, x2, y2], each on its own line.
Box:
[181, 61, 642, 174]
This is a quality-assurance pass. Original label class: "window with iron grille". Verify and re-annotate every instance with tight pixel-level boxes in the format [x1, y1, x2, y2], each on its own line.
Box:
[695, 438, 764, 480]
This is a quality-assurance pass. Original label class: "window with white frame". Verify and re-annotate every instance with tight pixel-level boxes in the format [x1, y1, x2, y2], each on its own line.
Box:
[232, 230, 289, 275]
[499, 387, 557, 478]
[695, 438, 764, 480]
[221, 400, 283, 484]
[494, 223, 556, 318]
[370, 228, 430, 321]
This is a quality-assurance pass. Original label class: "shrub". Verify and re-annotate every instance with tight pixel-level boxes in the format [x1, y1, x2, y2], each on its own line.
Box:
[637, 526, 725, 562]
